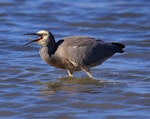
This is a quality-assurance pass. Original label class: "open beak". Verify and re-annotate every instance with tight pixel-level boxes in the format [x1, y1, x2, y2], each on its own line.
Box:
[23, 33, 42, 46]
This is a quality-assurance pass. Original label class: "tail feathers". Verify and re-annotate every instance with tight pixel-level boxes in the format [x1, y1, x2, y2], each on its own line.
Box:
[112, 42, 125, 53]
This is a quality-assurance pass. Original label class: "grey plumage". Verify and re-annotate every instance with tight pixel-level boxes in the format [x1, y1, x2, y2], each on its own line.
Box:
[24, 30, 125, 78]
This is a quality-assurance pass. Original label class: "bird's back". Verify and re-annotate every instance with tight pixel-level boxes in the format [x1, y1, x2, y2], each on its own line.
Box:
[54, 36, 125, 69]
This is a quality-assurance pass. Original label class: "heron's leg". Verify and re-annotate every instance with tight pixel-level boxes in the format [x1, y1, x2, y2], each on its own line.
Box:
[81, 67, 93, 79]
[67, 70, 73, 77]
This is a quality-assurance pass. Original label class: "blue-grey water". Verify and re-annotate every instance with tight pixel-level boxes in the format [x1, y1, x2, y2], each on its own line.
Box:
[0, 0, 150, 119]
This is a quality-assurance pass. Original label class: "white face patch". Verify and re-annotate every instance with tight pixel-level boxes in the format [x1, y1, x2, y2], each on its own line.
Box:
[36, 30, 50, 46]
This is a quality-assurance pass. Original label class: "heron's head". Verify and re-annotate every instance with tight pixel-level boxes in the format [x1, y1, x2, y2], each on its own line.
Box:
[24, 30, 52, 46]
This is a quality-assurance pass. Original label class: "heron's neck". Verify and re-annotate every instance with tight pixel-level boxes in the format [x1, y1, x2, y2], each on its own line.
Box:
[40, 41, 58, 67]
[42, 34, 56, 55]
[47, 39, 56, 55]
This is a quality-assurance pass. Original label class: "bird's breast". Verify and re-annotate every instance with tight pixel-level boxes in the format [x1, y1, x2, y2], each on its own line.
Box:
[39, 47, 72, 69]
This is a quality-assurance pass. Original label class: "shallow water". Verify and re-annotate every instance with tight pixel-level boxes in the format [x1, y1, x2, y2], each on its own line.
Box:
[0, 0, 150, 119]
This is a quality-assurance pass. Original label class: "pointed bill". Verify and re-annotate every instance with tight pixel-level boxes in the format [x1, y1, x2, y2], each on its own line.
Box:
[23, 33, 42, 46]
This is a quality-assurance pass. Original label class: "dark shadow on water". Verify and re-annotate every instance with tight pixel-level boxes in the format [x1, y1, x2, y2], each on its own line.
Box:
[35, 77, 108, 94]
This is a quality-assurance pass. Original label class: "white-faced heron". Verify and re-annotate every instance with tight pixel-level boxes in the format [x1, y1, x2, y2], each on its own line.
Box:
[24, 30, 125, 78]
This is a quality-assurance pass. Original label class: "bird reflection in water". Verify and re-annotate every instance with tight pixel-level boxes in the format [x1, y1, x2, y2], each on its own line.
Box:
[35, 77, 106, 95]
